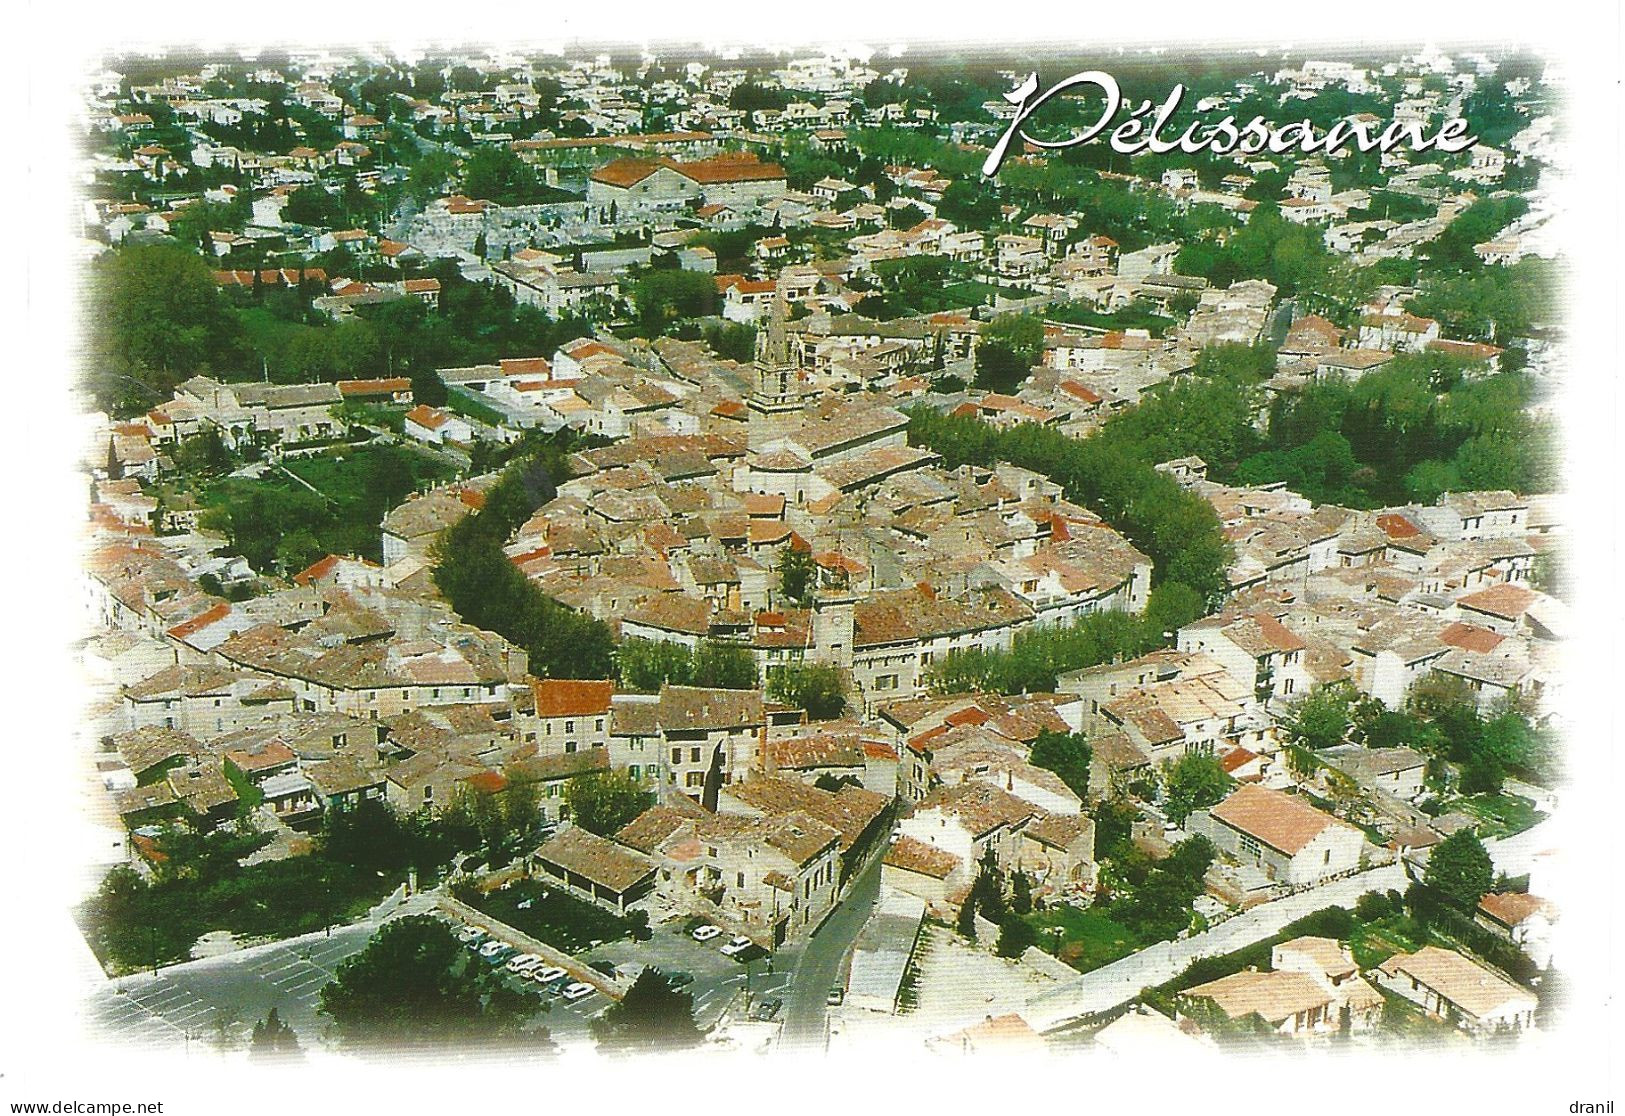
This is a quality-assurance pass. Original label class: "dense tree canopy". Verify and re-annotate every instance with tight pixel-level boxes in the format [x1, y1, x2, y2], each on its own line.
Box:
[564, 771, 655, 836]
[318, 916, 541, 1052]
[589, 969, 704, 1054]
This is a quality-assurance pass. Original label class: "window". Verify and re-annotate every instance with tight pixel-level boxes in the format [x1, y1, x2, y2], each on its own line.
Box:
[595, 718, 604, 732]
[565, 741, 577, 754]
[737, 872, 745, 887]
[629, 765, 640, 780]
[690, 748, 701, 763]
[671, 748, 682, 764]
[565, 720, 575, 734]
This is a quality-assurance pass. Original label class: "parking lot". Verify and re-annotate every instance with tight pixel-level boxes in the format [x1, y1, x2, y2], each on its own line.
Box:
[85, 922, 374, 1054]
[84, 901, 803, 1054]
[577, 915, 795, 1030]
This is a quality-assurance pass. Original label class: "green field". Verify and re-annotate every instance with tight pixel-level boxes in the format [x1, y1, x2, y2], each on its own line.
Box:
[1443, 793, 1545, 839]
[1027, 904, 1144, 973]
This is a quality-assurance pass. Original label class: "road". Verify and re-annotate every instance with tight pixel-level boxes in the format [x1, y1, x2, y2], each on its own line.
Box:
[1022, 819, 1555, 1032]
[777, 850, 885, 1051]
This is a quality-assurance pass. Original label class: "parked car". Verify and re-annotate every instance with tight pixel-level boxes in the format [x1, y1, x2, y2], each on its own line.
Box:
[827, 984, 845, 1006]
[587, 960, 618, 977]
[748, 997, 783, 1022]
[483, 946, 517, 967]
[561, 982, 596, 1002]
[505, 953, 543, 974]
[720, 935, 752, 957]
[666, 970, 695, 989]
[456, 926, 486, 944]
[478, 940, 510, 958]
[529, 966, 568, 986]
[691, 924, 723, 942]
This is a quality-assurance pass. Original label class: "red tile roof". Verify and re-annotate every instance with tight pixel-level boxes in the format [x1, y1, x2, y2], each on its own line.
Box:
[532, 679, 616, 718]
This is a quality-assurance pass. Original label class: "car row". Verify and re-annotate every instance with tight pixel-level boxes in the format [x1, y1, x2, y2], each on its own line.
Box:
[450, 922, 598, 1003]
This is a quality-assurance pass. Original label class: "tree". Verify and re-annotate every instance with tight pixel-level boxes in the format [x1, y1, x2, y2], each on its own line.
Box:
[632, 270, 713, 334]
[776, 545, 816, 605]
[956, 893, 978, 939]
[969, 846, 1007, 923]
[249, 1007, 303, 1063]
[283, 185, 342, 227]
[1029, 730, 1092, 799]
[563, 771, 653, 836]
[974, 313, 1044, 394]
[1010, 870, 1034, 916]
[1424, 831, 1495, 911]
[462, 145, 542, 206]
[87, 243, 248, 412]
[1281, 683, 1358, 751]
[589, 969, 704, 1054]
[995, 913, 1038, 958]
[1161, 752, 1233, 825]
[766, 663, 846, 720]
[318, 916, 537, 1051]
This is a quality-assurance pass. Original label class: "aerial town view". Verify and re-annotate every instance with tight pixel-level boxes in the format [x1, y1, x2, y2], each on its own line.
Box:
[68, 39, 1572, 1064]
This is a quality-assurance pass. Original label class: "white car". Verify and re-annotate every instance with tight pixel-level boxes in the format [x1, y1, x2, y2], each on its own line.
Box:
[505, 953, 544, 973]
[456, 926, 486, 943]
[529, 966, 568, 986]
[561, 982, 596, 1002]
[691, 924, 723, 942]
[478, 940, 511, 958]
[720, 935, 752, 957]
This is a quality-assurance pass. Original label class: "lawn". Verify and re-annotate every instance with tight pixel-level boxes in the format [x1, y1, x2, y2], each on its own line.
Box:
[1027, 904, 1144, 973]
[1346, 913, 1431, 970]
[196, 444, 459, 567]
[80, 847, 395, 975]
[1444, 793, 1545, 839]
[1043, 301, 1177, 337]
[464, 879, 634, 954]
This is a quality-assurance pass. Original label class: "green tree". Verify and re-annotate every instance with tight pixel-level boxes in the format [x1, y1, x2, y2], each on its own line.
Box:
[1029, 730, 1092, 799]
[283, 185, 342, 227]
[956, 893, 978, 939]
[1424, 831, 1495, 911]
[463, 145, 542, 205]
[974, 313, 1044, 394]
[317, 916, 538, 1052]
[1161, 752, 1233, 825]
[563, 771, 653, 836]
[1281, 682, 1358, 751]
[776, 546, 816, 605]
[766, 663, 847, 720]
[87, 242, 248, 412]
[249, 1007, 303, 1063]
[632, 270, 713, 334]
[589, 969, 704, 1054]
[1010, 870, 1034, 916]
[995, 913, 1039, 958]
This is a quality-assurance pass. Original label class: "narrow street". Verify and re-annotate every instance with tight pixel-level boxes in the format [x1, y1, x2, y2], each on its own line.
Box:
[777, 850, 885, 1050]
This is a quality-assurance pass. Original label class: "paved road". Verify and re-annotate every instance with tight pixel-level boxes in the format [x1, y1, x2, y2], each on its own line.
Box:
[1022, 820, 1555, 1031]
[777, 850, 885, 1051]
[87, 921, 377, 1055]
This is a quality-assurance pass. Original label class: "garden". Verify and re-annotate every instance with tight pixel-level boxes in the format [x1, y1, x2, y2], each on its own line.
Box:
[459, 878, 641, 954]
